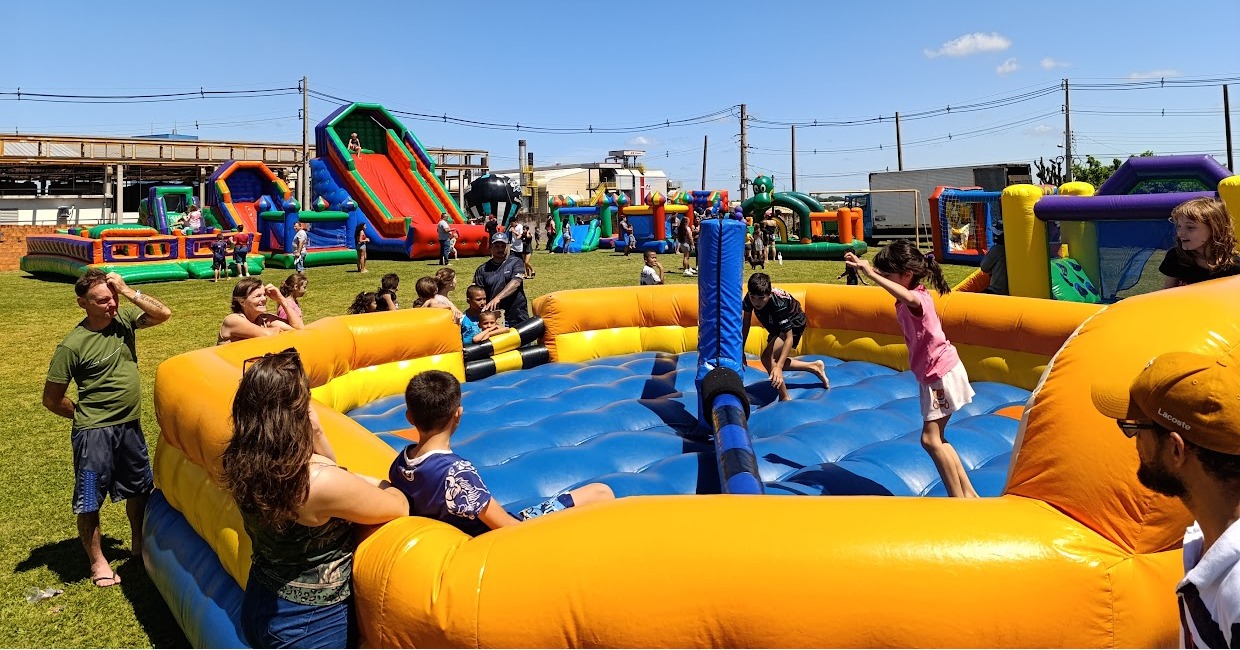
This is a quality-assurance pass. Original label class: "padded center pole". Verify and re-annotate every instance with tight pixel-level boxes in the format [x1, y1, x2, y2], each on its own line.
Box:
[695, 217, 764, 494]
[694, 217, 746, 428]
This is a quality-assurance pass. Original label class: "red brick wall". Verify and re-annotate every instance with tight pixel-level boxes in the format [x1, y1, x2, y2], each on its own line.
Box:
[0, 225, 60, 271]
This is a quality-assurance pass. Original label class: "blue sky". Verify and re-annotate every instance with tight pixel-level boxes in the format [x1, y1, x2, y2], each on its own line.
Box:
[3, 0, 1237, 191]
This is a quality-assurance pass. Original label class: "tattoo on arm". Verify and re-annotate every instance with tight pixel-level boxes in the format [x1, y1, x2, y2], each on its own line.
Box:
[132, 293, 170, 327]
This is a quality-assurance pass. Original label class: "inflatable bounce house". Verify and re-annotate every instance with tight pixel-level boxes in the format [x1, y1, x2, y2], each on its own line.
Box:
[957, 155, 1240, 302]
[546, 191, 605, 253]
[742, 175, 867, 259]
[312, 103, 488, 260]
[929, 185, 1003, 265]
[142, 204, 1231, 646]
[20, 185, 264, 283]
[207, 160, 359, 270]
[600, 189, 732, 253]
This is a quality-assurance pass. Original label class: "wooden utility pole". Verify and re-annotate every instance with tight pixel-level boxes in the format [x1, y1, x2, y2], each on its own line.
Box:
[1225, 84, 1234, 172]
[695, 134, 705, 191]
[1063, 78, 1073, 182]
[895, 112, 904, 171]
[739, 104, 748, 203]
[790, 125, 797, 191]
[301, 76, 310, 207]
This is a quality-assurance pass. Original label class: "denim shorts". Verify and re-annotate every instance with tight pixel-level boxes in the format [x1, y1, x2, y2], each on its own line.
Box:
[241, 576, 355, 649]
[71, 420, 153, 514]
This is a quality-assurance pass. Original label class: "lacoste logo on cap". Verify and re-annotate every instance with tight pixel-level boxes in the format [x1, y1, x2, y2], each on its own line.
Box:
[1158, 408, 1191, 430]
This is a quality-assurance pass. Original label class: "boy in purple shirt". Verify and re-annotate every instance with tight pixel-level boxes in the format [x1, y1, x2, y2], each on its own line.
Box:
[388, 371, 614, 535]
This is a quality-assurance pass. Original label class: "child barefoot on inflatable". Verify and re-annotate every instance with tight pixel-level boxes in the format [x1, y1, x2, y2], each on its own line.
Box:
[741, 273, 828, 401]
[845, 242, 978, 498]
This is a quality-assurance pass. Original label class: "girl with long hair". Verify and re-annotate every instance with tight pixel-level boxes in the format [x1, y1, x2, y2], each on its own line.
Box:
[221, 349, 407, 648]
[1161, 197, 1240, 288]
[845, 241, 978, 498]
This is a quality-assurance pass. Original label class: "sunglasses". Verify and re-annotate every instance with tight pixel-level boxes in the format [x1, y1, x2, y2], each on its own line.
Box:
[1116, 419, 1167, 438]
[243, 347, 301, 374]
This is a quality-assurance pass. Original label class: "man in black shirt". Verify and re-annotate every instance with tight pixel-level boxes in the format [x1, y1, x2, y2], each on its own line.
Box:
[473, 232, 528, 326]
[742, 273, 828, 401]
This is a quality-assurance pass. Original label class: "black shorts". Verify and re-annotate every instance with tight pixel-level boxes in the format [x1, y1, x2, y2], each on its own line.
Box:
[212, 256, 227, 271]
[766, 326, 805, 349]
[71, 420, 153, 514]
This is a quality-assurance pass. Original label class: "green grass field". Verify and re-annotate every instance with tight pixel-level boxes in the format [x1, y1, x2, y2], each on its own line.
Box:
[0, 247, 976, 648]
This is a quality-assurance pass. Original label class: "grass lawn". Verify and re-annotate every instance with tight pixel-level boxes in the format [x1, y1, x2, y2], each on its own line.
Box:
[0, 246, 976, 647]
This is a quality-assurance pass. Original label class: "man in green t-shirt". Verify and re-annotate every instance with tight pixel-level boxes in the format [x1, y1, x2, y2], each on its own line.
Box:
[42, 270, 171, 588]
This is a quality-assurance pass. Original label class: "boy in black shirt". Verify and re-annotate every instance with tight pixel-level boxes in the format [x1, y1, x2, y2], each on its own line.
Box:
[742, 273, 829, 401]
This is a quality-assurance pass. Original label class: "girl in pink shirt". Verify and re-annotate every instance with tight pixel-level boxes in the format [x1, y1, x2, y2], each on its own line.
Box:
[845, 241, 978, 498]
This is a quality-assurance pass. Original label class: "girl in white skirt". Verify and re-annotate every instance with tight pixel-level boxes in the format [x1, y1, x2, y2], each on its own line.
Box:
[845, 241, 978, 497]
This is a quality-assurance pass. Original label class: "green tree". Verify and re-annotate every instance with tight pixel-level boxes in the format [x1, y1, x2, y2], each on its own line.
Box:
[1070, 150, 1155, 187]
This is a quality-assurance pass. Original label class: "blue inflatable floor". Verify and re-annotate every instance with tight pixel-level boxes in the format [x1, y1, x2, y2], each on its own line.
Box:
[348, 352, 1030, 511]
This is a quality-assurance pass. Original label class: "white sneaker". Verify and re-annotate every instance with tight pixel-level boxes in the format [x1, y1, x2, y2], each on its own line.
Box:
[683, 270, 693, 276]
[688, 268, 698, 275]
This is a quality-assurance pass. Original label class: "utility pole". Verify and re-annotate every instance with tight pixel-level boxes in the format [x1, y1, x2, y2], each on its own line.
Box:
[1063, 78, 1073, 183]
[518, 139, 528, 215]
[700, 135, 708, 190]
[1225, 84, 1234, 172]
[790, 125, 797, 191]
[301, 76, 310, 207]
[895, 111, 904, 171]
[739, 103, 748, 203]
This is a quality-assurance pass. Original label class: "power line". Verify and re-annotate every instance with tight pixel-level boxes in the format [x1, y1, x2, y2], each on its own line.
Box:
[308, 88, 738, 134]
[0, 86, 299, 104]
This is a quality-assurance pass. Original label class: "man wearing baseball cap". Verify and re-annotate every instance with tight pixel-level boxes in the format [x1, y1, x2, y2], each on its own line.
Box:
[472, 232, 528, 326]
[1093, 350, 1240, 648]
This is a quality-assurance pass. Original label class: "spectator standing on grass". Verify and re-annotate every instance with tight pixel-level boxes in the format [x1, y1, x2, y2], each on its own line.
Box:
[210, 232, 230, 282]
[354, 223, 369, 274]
[437, 213, 452, 266]
[42, 270, 171, 589]
[231, 226, 253, 278]
[474, 232, 529, 326]
[292, 222, 310, 273]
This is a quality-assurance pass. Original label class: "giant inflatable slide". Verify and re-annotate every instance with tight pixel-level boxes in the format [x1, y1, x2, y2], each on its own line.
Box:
[314, 103, 487, 259]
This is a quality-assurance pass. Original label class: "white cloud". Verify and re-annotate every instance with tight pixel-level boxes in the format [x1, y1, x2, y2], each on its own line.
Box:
[1129, 69, 1181, 79]
[924, 32, 1011, 58]
[626, 135, 658, 147]
[1024, 124, 1058, 138]
[1041, 57, 1070, 70]
[996, 58, 1020, 75]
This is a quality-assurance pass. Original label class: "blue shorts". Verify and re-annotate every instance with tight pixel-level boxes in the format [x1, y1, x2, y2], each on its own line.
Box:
[71, 420, 153, 514]
[241, 573, 355, 649]
[512, 493, 575, 521]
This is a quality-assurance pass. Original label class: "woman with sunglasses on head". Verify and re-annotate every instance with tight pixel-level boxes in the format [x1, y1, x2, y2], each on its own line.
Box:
[222, 349, 408, 648]
[218, 277, 305, 345]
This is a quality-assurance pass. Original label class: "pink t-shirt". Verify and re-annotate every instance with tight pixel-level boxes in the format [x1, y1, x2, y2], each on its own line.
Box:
[894, 285, 959, 384]
[276, 300, 302, 323]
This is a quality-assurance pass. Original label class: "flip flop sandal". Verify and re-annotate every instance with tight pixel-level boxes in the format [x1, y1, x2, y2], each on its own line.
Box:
[91, 572, 120, 588]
